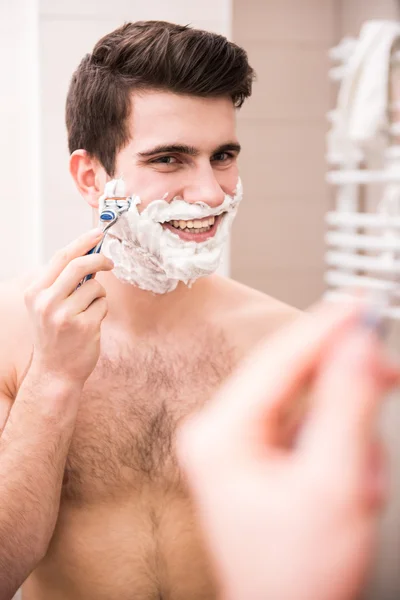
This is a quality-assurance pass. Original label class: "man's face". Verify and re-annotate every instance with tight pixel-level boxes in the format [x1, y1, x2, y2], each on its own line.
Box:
[113, 90, 241, 219]
[87, 90, 242, 294]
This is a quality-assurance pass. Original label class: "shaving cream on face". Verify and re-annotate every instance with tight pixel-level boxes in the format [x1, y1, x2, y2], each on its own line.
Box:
[99, 178, 243, 294]
[99, 178, 126, 207]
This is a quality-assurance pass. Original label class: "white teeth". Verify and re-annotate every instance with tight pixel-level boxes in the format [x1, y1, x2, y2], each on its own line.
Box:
[168, 215, 217, 230]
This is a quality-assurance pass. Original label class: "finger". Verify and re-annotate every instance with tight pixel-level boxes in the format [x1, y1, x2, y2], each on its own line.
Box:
[81, 296, 108, 325]
[48, 254, 113, 303]
[302, 317, 399, 483]
[63, 278, 106, 315]
[31, 228, 104, 291]
[183, 298, 368, 464]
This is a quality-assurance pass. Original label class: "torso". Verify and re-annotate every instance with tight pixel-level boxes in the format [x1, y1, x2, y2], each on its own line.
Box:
[8, 275, 300, 600]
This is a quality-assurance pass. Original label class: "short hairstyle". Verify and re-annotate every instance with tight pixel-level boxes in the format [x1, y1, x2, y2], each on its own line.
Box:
[66, 21, 255, 175]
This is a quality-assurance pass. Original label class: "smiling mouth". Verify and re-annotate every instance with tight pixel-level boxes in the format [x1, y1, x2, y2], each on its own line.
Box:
[162, 213, 225, 241]
[168, 215, 216, 233]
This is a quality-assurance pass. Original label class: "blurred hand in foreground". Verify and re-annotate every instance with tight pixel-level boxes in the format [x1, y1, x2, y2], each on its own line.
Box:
[177, 299, 400, 600]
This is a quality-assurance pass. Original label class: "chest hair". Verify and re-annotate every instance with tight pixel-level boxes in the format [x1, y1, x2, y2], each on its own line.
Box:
[62, 328, 237, 503]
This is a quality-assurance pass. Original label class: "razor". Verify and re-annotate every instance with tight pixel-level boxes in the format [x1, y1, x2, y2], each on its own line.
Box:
[77, 197, 131, 288]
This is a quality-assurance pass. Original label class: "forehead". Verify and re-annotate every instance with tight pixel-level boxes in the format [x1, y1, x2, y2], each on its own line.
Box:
[128, 90, 237, 150]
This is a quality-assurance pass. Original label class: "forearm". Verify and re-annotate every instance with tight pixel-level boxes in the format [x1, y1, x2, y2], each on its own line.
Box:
[0, 367, 82, 598]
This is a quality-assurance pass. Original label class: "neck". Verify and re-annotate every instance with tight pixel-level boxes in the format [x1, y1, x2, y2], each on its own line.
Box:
[96, 270, 213, 334]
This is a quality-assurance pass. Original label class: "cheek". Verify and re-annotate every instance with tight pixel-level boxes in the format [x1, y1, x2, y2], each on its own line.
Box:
[115, 162, 173, 208]
[215, 164, 240, 194]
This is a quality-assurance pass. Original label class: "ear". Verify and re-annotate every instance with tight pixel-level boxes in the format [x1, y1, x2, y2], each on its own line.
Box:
[69, 150, 107, 208]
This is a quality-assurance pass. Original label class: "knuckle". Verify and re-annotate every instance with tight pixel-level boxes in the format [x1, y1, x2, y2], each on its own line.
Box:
[100, 298, 109, 318]
[71, 254, 103, 277]
[102, 255, 113, 267]
[53, 248, 69, 265]
[96, 254, 110, 270]
[93, 297, 108, 322]
[83, 279, 103, 299]
[24, 284, 37, 306]
[34, 291, 52, 318]
[89, 277, 101, 290]
[77, 318, 90, 335]
[95, 281, 106, 297]
[90, 254, 112, 272]
[68, 257, 87, 277]
[52, 308, 72, 330]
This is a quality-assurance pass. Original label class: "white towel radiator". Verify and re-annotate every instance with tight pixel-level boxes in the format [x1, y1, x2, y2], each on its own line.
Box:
[325, 33, 400, 320]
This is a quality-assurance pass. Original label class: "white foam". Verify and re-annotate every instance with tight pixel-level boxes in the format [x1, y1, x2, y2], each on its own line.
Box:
[100, 178, 243, 294]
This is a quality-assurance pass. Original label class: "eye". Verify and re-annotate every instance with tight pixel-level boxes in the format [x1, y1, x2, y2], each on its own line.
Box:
[211, 152, 235, 163]
[150, 155, 178, 165]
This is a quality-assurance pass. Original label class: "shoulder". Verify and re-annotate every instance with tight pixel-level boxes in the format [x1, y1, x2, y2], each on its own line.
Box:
[0, 274, 32, 330]
[0, 274, 35, 396]
[209, 276, 303, 357]
[0, 272, 34, 317]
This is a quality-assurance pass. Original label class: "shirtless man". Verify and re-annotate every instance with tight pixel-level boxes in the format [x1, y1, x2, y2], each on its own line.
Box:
[0, 21, 301, 599]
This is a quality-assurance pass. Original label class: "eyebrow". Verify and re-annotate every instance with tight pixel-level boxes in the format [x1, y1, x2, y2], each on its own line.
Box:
[137, 142, 241, 158]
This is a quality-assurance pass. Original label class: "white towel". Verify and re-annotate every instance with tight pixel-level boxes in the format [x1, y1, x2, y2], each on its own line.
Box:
[338, 20, 400, 149]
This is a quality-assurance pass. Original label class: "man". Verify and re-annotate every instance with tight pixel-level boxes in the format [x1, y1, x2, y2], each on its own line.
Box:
[0, 21, 301, 599]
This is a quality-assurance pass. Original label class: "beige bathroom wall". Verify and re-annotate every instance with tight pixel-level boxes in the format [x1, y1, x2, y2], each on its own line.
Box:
[38, 0, 232, 261]
[231, 0, 337, 309]
[339, 0, 399, 34]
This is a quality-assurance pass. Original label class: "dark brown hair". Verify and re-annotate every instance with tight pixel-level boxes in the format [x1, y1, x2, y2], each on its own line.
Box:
[66, 21, 255, 175]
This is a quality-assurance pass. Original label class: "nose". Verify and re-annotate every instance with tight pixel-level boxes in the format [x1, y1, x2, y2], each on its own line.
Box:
[183, 166, 225, 208]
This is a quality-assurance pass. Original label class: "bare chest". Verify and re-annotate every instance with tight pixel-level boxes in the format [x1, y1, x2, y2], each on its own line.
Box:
[62, 330, 236, 504]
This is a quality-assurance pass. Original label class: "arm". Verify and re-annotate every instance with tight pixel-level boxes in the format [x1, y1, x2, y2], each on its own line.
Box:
[0, 281, 82, 598]
[0, 228, 113, 599]
[0, 375, 81, 599]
